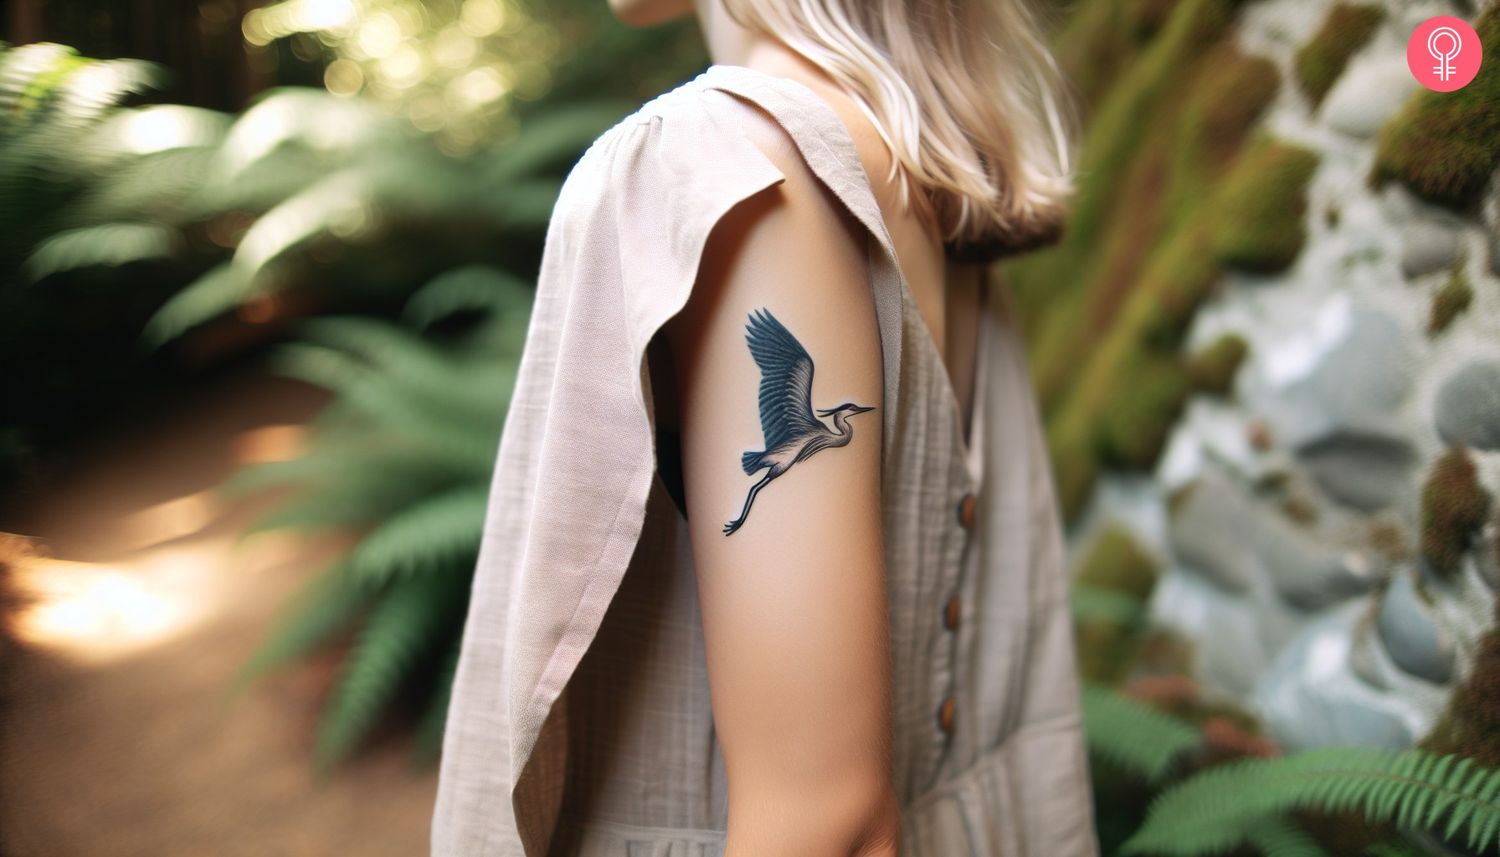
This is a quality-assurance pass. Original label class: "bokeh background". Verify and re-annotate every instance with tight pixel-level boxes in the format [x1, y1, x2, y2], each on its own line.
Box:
[1, 0, 1497, 855]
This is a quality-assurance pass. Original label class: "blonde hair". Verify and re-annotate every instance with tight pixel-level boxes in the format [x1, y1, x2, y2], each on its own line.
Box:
[721, 0, 1076, 260]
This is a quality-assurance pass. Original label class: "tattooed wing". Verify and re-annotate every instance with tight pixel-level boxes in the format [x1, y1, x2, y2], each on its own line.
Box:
[745, 308, 823, 455]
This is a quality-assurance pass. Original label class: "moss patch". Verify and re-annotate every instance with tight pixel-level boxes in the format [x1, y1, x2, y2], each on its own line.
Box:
[1294, 3, 1385, 108]
[1185, 333, 1248, 395]
[1072, 524, 1160, 684]
[1004, 4, 1294, 519]
[1054, 0, 1178, 111]
[1211, 137, 1321, 273]
[1419, 446, 1492, 577]
[1422, 599, 1500, 768]
[1370, 5, 1500, 209]
[1099, 355, 1191, 468]
[1427, 264, 1473, 336]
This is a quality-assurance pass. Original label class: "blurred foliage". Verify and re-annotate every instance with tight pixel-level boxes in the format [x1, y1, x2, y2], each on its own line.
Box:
[242, 0, 708, 156]
[3, 0, 706, 766]
[227, 266, 530, 771]
[0, 42, 188, 489]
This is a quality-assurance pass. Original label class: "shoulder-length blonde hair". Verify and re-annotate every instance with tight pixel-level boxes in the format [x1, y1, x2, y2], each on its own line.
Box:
[721, 0, 1076, 261]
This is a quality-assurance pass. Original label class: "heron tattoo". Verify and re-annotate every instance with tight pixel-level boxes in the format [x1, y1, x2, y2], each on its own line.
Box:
[723, 308, 876, 536]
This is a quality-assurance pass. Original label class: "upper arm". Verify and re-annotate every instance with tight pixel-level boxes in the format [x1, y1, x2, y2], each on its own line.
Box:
[662, 105, 894, 848]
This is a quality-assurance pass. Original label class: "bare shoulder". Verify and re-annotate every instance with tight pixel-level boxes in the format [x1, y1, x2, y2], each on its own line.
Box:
[695, 93, 870, 297]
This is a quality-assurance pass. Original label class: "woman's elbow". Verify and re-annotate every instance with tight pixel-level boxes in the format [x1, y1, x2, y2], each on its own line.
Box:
[724, 776, 902, 857]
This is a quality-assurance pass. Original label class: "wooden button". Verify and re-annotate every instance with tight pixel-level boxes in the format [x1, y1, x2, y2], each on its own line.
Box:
[943, 595, 961, 631]
[957, 493, 977, 530]
[937, 696, 956, 733]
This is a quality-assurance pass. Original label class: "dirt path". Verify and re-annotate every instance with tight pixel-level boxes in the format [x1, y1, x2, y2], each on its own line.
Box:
[0, 371, 439, 857]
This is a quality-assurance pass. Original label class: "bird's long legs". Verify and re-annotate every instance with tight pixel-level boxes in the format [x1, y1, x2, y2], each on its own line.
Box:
[723, 472, 774, 536]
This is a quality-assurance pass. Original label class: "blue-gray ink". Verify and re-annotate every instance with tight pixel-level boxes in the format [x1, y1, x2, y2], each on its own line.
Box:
[724, 308, 876, 536]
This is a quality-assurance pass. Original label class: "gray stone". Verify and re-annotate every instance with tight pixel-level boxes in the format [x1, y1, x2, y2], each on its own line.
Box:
[1322, 56, 1419, 139]
[1167, 475, 1258, 594]
[1258, 530, 1387, 610]
[1255, 605, 1421, 751]
[1150, 569, 1277, 698]
[1375, 570, 1455, 684]
[1435, 362, 1500, 451]
[1401, 221, 1461, 279]
[1297, 432, 1417, 512]
[1474, 520, 1499, 591]
[1167, 471, 1385, 609]
[1246, 300, 1414, 448]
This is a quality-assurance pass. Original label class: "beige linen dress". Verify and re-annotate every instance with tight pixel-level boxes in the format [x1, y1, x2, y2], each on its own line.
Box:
[430, 63, 1098, 857]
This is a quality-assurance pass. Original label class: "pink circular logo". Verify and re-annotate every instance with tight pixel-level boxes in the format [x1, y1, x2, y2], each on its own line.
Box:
[1407, 16, 1482, 92]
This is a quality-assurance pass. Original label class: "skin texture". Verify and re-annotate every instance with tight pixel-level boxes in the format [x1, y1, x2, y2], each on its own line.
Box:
[663, 99, 896, 857]
[612, 3, 984, 855]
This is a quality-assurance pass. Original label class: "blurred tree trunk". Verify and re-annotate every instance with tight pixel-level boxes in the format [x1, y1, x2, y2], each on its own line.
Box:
[7, 0, 46, 44]
[9, 0, 267, 111]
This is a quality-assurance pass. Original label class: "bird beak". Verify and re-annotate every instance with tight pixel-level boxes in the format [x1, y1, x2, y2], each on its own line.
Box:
[851, 405, 875, 415]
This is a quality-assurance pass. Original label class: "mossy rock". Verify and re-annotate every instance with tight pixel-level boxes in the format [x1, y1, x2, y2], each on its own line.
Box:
[1422, 600, 1500, 768]
[1054, 0, 1179, 109]
[1427, 264, 1473, 336]
[1099, 355, 1191, 469]
[1370, 5, 1500, 209]
[1211, 137, 1321, 273]
[1293, 3, 1385, 108]
[1419, 446, 1492, 577]
[1072, 524, 1160, 684]
[1185, 332, 1249, 395]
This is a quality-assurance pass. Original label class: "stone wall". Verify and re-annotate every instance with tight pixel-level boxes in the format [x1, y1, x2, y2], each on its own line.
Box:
[1014, 0, 1499, 755]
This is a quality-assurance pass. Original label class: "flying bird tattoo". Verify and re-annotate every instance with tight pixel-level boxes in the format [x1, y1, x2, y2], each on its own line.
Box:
[724, 308, 876, 536]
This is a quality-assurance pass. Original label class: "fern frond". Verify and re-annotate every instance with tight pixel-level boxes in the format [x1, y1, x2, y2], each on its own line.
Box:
[314, 569, 469, 770]
[229, 561, 370, 693]
[1082, 684, 1201, 783]
[343, 486, 487, 591]
[141, 260, 255, 347]
[1122, 747, 1500, 856]
[22, 221, 181, 282]
[477, 101, 630, 183]
[401, 265, 533, 330]
[1244, 818, 1328, 857]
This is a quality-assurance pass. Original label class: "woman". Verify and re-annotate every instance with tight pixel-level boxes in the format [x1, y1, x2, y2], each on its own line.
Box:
[431, 0, 1096, 855]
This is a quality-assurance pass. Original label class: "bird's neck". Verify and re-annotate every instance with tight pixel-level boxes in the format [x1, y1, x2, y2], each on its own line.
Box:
[830, 412, 851, 437]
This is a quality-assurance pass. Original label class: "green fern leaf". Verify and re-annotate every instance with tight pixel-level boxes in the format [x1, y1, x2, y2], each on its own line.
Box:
[141, 260, 255, 348]
[23, 221, 181, 281]
[1244, 818, 1328, 857]
[314, 569, 469, 771]
[1082, 684, 1201, 783]
[343, 486, 487, 591]
[229, 561, 370, 692]
[401, 265, 533, 330]
[478, 101, 630, 184]
[1122, 747, 1500, 856]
